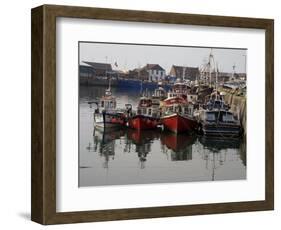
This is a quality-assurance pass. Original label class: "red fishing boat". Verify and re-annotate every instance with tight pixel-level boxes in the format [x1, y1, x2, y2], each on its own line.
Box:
[160, 81, 198, 133]
[161, 97, 197, 133]
[127, 96, 160, 130]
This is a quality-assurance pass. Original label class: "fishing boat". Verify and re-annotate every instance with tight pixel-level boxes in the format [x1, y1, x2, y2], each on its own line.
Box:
[196, 50, 242, 137]
[160, 97, 198, 133]
[197, 97, 242, 137]
[160, 81, 198, 133]
[93, 84, 126, 129]
[127, 96, 160, 130]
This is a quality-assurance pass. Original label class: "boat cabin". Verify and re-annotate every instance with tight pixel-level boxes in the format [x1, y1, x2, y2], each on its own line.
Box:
[99, 88, 117, 111]
[167, 82, 190, 100]
[137, 97, 159, 117]
[162, 97, 194, 117]
[152, 86, 167, 100]
[200, 110, 237, 124]
[205, 99, 230, 111]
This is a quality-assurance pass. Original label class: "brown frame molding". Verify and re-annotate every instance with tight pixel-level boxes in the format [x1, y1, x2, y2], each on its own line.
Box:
[31, 4, 274, 225]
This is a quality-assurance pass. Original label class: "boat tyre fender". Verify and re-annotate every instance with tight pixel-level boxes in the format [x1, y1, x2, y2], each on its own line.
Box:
[197, 123, 203, 135]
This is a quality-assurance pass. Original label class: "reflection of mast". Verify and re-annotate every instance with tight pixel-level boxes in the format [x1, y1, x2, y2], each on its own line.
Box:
[138, 152, 147, 169]
[212, 152, 215, 181]
[200, 137, 231, 181]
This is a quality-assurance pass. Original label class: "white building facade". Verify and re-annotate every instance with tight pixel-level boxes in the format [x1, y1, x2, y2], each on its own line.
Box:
[145, 64, 166, 82]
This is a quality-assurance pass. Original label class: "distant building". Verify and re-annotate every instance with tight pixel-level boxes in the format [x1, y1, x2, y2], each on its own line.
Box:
[128, 68, 149, 81]
[144, 64, 166, 82]
[79, 64, 95, 78]
[82, 61, 112, 77]
[170, 65, 199, 82]
[128, 64, 166, 82]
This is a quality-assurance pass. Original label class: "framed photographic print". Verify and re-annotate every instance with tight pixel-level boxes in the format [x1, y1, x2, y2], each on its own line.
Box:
[31, 4, 274, 225]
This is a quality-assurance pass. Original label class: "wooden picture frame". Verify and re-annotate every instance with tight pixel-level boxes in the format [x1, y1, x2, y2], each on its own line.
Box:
[31, 4, 274, 225]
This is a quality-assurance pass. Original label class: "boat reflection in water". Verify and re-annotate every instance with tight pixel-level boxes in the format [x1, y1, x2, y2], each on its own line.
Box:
[82, 128, 245, 185]
[126, 129, 161, 169]
[90, 127, 197, 169]
[80, 86, 246, 187]
[160, 132, 196, 161]
[198, 136, 245, 181]
[91, 128, 126, 169]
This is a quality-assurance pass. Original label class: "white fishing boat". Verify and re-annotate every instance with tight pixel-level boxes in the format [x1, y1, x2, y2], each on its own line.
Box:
[93, 81, 126, 129]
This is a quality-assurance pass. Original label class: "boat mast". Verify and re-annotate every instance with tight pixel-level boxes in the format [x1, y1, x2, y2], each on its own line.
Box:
[208, 49, 213, 87]
[182, 66, 186, 82]
[138, 63, 143, 96]
[215, 62, 219, 100]
[108, 76, 111, 91]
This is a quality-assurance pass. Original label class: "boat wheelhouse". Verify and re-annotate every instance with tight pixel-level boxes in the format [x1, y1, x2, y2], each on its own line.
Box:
[166, 80, 190, 101]
[151, 85, 167, 110]
[204, 91, 230, 111]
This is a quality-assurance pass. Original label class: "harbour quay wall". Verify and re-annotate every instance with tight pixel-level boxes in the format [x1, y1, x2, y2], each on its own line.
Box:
[80, 77, 172, 91]
[80, 77, 118, 86]
[221, 89, 247, 135]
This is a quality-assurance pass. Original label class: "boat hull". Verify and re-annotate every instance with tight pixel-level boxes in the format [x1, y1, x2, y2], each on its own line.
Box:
[161, 113, 198, 133]
[94, 112, 126, 129]
[200, 122, 242, 137]
[128, 115, 159, 130]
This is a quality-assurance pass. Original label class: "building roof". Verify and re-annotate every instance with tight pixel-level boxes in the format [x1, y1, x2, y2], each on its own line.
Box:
[83, 61, 112, 71]
[79, 65, 94, 70]
[143, 64, 165, 71]
[170, 65, 199, 75]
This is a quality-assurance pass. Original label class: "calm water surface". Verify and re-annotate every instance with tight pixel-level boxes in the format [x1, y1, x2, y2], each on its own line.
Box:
[79, 86, 246, 187]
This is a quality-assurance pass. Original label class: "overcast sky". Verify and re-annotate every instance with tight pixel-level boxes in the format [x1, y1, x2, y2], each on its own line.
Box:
[79, 42, 247, 73]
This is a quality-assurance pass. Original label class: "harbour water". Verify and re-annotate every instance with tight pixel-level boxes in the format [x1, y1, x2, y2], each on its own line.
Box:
[79, 86, 246, 187]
